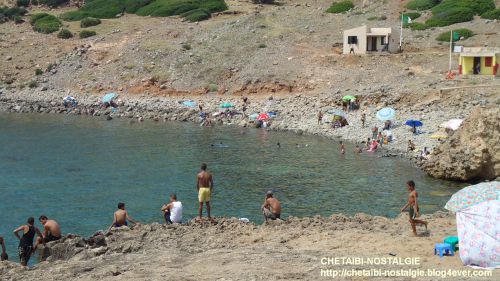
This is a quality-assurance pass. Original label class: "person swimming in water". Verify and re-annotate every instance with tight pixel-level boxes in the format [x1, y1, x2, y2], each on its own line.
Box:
[339, 141, 345, 154]
[277, 142, 281, 148]
[108, 202, 138, 231]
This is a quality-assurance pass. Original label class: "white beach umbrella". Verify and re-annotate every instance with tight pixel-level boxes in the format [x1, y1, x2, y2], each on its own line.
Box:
[440, 119, 463, 131]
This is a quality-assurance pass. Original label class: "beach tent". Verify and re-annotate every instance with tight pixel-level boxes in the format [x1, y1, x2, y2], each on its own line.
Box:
[444, 181, 500, 268]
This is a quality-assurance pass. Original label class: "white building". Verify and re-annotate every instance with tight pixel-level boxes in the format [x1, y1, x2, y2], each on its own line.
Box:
[343, 25, 400, 55]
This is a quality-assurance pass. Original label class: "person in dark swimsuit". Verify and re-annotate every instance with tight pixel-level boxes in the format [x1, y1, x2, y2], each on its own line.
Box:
[13, 217, 43, 266]
[0, 236, 8, 261]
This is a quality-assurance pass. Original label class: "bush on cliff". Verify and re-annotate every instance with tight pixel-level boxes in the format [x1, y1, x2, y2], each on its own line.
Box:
[0, 6, 27, 23]
[60, 0, 227, 22]
[38, 0, 70, 8]
[16, 0, 30, 7]
[181, 8, 210, 22]
[326, 1, 354, 14]
[426, 0, 496, 27]
[436, 28, 474, 42]
[57, 28, 73, 39]
[482, 8, 500, 20]
[31, 13, 62, 34]
[79, 30, 97, 38]
[406, 0, 440, 11]
[80, 17, 101, 28]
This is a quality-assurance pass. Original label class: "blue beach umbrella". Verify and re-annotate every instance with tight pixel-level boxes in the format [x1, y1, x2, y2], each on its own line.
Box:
[405, 120, 423, 127]
[376, 107, 395, 121]
[102, 93, 118, 104]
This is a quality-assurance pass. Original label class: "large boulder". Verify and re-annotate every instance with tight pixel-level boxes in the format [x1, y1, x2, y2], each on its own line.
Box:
[423, 106, 499, 181]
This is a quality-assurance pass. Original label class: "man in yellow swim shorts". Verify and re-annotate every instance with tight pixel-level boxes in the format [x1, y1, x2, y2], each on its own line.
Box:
[197, 163, 214, 221]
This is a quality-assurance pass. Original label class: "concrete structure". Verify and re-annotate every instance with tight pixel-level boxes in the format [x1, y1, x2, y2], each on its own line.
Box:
[343, 26, 400, 55]
[458, 47, 499, 76]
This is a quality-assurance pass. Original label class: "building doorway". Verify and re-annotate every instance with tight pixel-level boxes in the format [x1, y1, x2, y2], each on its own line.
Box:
[473, 57, 481, 74]
[367, 37, 377, 52]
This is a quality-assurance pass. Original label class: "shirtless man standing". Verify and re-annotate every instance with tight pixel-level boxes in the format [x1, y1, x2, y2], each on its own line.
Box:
[401, 180, 428, 236]
[197, 163, 214, 221]
[262, 191, 281, 221]
[108, 202, 138, 231]
[35, 215, 61, 249]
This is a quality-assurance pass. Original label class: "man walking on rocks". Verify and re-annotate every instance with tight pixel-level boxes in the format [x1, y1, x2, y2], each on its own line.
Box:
[317, 110, 323, 125]
[197, 163, 214, 221]
[13, 217, 43, 266]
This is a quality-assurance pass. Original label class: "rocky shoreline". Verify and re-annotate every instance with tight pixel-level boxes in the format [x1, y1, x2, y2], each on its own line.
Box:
[0, 88, 486, 174]
[0, 212, 497, 280]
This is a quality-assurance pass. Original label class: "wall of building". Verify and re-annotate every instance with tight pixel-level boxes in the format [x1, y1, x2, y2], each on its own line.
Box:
[460, 55, 499, 76]
[343, 26, 367, 54]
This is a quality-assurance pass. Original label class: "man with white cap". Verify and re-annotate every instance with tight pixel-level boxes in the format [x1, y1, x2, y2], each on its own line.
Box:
[261, 191, 281, 221]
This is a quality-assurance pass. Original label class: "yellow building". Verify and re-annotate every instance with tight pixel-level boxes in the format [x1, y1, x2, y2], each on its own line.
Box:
[459, 47, 499, 76]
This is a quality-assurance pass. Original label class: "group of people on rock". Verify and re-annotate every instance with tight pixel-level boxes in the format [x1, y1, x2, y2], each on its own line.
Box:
[0, 163, 283, 267]
[0, 216, 62, 266]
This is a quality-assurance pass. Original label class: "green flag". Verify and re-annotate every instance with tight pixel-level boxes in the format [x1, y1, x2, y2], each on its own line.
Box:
[402, 15, 412, 25]
[452, 31, 460, 41]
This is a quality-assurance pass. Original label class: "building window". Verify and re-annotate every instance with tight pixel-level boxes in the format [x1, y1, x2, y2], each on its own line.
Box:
[485, 57, 493, 67]
[348, 36, 358, 44]
[381, 36, 385, 45]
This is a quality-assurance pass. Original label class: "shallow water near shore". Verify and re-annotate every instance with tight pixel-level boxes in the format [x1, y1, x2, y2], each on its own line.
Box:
[0, 113, 463, 262]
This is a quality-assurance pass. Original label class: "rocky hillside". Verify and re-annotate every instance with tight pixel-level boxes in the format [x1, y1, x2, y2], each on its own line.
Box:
[2, 213, 496, 281]
[424, 106, 500, 181]
[1, 0, 499, 96]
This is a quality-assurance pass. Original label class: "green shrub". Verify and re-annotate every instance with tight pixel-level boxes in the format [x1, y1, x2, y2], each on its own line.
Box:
[252, 0, 276, 4]
[406, 0, 440, 11]
[436, 28, 474, 42]
[326, 1, 354, 14]
[403, 12, 421, 20]
[181, 8, 210, 22]
[426, 0, 495, 26]
[46, 63, 55, 72]
[408, 22, 428, 30]
[38, 0, 70, 8]
[79, 30, 96, 38]
[16, 0, 30, 7]
[1, 6, 27, 19]
[482, 8, 500, 20]
[61, 0, 152, 21]
[14, 15, 23, 23]
[181, 43, 191, 50]
[60, 0, 227, 22]
[35, 68, 43, 75]
[28, 80, 38, 88]
[367, 16, 378, 21]
[208, 84, 218, 92]
[31, 13, 62, 34]
[80, 17, 101, 27]
[57, 28, 73, 39]
[378, 15, 387, 20]
[258, 43, 266, 48]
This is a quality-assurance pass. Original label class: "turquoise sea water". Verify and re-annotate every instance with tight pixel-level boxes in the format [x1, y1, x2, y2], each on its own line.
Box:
[0, 113, 462, 263]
